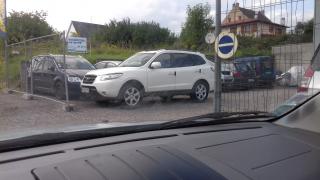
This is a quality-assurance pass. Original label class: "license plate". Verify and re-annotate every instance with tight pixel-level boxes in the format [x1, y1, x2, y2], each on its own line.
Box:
[81, 87, 90, 93]
[248, 79, 255, 82]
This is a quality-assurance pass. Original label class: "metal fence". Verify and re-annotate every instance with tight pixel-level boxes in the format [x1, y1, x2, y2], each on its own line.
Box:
[215, 0, 310, 113]
[5, 33, 72, 110]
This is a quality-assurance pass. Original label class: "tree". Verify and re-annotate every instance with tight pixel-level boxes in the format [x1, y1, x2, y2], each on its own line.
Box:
[7, 11, 54, 43]
[295, 18, 313, 42]
[96, 18, 175, 48]
[180, 3, 214, 50]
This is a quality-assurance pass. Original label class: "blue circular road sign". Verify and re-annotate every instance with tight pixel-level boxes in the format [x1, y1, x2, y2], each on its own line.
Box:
[215, 32, 238, 59]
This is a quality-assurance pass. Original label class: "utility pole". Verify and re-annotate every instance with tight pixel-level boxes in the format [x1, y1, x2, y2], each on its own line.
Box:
[315, 0, 320, 50]
[214, 0, 222, 112]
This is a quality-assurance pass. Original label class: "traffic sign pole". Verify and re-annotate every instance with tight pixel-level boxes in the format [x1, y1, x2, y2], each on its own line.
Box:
[214, 0, 222, 113]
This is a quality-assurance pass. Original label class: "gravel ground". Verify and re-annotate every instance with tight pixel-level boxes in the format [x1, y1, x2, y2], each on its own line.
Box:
[0, 87, 297, 134]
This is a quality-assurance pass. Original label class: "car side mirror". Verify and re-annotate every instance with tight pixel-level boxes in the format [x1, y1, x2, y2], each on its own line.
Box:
[48, 66, 55, 71]
[150, 62, 161, 69]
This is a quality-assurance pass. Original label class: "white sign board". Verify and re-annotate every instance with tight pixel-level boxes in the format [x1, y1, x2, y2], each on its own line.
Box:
[215, 32, 238, 59]
[205, 33, 215, 44]
[67, 37, 87, 53]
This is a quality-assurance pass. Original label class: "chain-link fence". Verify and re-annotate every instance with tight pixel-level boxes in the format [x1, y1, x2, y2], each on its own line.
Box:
[215, 0, 310, 113]
[5, 33, 73, 110]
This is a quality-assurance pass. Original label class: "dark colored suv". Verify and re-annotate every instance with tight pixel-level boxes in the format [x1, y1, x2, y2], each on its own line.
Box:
[234, 56, 275, 88]
[30, 55, 95, 99]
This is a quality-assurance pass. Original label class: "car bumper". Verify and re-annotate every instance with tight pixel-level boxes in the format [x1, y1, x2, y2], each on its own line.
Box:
[81, 80, 123, 100]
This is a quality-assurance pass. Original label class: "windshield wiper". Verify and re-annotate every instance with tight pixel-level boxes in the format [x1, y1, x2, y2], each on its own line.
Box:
[160, 111, 276, 129]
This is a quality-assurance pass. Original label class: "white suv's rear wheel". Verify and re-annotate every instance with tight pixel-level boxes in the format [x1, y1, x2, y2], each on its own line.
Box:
[122, 84, 143, 107]
[191, 81, 209, 102]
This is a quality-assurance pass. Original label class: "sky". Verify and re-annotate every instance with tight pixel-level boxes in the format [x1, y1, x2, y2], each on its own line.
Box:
[6, 0, 314, 34]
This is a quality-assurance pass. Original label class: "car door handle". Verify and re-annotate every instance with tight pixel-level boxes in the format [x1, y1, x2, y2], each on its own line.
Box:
[195, 69, 202, 73]
[168, 71, 176, 76]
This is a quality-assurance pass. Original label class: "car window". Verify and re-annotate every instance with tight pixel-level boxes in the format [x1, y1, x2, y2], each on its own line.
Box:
[95, 62, 106, 69]
[119, 53, 155, 67]
[153, 54, 172, 68]
[107, 62, 117, 68]
[33, 58, 44, 72]
[55, 56, 95, 70]
[172, 53, 194, 68]
[191, 55, 206, 66]
[43, 58, 55, 71]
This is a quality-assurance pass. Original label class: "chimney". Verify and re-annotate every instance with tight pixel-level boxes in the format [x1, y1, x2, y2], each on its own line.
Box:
[281, 17, 286, 25]
[254, 12, 258, 19]
[233, 2, 240, 9]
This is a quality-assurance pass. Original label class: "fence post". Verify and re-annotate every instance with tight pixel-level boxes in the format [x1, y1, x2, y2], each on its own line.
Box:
[30, 41, 34, 95]
[214, 0, 222, 113]
[4, 40, 9, 92]
[62, 32, 74, 112]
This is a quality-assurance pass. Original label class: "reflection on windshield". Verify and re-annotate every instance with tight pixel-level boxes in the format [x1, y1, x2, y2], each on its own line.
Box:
[119, 53, 155, 67]
[55, 56, 95, 70]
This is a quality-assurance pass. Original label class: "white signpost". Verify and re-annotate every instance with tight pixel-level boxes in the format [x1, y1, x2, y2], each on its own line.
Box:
[205, 33, 216, 44]
[67, 37, 87, 53]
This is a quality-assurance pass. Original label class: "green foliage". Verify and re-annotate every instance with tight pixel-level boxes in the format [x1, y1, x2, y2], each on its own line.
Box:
[180, 3, 214, 50]
[295, 19, 314, 42]
[7, 11, 54, 43]
[95, 18, 176, 49]
[83, 44, 137, 64]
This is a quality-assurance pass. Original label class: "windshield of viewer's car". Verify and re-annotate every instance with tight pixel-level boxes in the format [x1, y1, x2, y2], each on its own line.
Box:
[55, 56, 95, 70]
[0, 0, 318, 143]
[119, 53, 155, 67]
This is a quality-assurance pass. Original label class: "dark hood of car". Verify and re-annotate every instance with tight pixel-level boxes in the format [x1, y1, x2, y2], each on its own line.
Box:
[66, 69, 92, 79]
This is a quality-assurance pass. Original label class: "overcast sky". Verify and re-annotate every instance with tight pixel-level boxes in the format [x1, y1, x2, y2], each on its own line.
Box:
[7, 0, 314, 34]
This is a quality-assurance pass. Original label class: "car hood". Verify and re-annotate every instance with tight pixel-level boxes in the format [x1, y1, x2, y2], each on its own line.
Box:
[86, 67, 141, 76]
[66, 69, 92, 79]
[0, 121, 164, 141]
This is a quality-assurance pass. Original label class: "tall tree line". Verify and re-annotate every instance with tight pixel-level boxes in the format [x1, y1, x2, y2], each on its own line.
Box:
[95, 18, 176, 49]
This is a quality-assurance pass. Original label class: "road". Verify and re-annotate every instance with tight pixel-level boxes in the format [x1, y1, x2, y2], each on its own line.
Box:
[0, 87, 297, 134]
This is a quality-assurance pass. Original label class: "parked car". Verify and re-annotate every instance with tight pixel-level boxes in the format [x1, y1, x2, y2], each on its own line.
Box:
[234, 56, 276, 88]
[298, 44, 320, 94]
[29, 55, 95, 99]
[81, 50, 215, 106]
[233, 60, 256, 89]
[94, 60, 122, 69]
[221, 63, 235, 90]
[277, 66, 306, 87]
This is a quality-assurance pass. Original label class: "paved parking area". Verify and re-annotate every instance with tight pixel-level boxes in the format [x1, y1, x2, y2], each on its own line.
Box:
[0, 87, 297, 134]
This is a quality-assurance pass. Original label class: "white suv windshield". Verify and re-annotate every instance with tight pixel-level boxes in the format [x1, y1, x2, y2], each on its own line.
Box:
[119, 53, 155, 67]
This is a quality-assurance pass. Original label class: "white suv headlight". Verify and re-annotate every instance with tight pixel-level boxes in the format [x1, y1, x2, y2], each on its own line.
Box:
[100, 73, 123, 81]
[68, 76, 82, 82]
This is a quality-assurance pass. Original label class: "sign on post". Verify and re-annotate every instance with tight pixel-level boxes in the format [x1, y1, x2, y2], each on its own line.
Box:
[205, 33, 215, 44]
[67, 37, 87, 53]
[215, 32, 238, 59]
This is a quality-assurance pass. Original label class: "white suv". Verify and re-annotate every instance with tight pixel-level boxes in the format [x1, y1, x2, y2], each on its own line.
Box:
[81, 50, 215, 107]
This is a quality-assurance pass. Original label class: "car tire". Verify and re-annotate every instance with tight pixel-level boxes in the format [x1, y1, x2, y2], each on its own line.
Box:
[191, 81, 209, 102]
[54, 81, 66, 100]
[120, 83, 143, 108]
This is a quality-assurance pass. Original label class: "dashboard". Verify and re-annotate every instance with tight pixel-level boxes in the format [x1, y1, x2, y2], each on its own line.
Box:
[0, 121, 319, 180]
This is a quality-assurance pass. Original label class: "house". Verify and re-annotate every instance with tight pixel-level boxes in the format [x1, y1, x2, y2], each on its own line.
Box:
[66, 21, 105, 39]
[222, 3, 286, 37]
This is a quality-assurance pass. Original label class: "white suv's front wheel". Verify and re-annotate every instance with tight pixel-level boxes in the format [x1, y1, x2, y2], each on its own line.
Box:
[191, 81, 209, 102]
[121, 84, 143, 107]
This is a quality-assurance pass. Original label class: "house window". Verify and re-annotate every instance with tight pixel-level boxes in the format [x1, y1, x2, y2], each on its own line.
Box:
[238, 16, 242, 21]
[269, 25, 274, 33]
[230, 26, 237, 34]
[245, 25, 250, 33]
[252, 24, 257, 32]
[228, 18, 231, 23]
